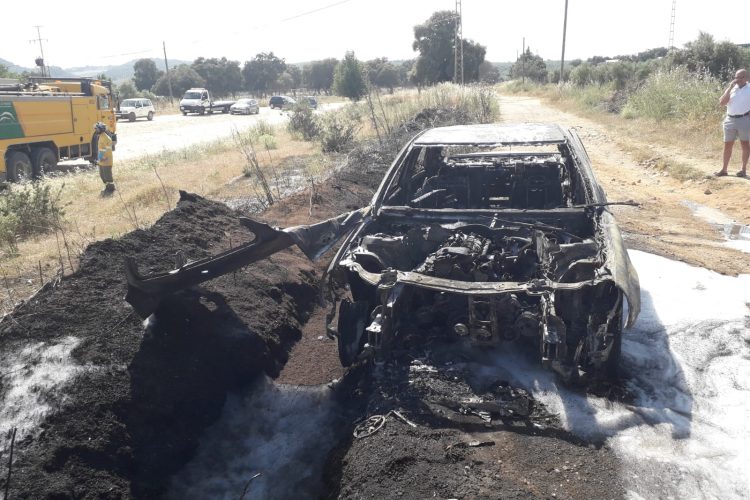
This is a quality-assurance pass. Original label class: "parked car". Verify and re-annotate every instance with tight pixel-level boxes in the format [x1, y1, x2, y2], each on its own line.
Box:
[125, 123, 640, 383]
[268, 95, 295, 110]
[230, 98, 260, 115]
[116, 98, 155, 122]
[304, 96, 318, 109]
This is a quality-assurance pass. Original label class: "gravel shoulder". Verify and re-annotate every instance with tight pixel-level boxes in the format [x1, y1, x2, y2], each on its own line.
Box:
[497, 94, 750, 277]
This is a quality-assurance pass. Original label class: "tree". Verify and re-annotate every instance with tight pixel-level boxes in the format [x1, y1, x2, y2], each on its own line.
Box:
[461, 39, 487, 82]
[412, 11, 456, 85]
[364, 58, 400, 91]
[509, 48, 548, 83]
[116, 81, 138, 100]
[276, 72, 294, 92]
[191, 57, 242, 97]
[478, 61, 501, 84]
[133, 59, 162, 91]
[0, 64, 19, 78]
[151, 65, 205, 96]
[411, 11, 486, 86]
[304, 59, 338, 94]
[242, 52, 287, 96]
[670, 32, 750, 78]
[286, 65, 302, 89]
[375, 64, 400, 92]
[333, 51, 366, 101]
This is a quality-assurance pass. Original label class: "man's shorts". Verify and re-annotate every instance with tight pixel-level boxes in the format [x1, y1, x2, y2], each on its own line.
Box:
[723, 115, 750, 142]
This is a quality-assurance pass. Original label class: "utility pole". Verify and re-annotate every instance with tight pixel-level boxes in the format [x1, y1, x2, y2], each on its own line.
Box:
[560, 0, 569, 83]
[668, 0, 677, 52]
[522, 37, 526, 84]
[30, 26, 48, 77]
[453, 0, 464, 85]
[163, 41, 174, 105]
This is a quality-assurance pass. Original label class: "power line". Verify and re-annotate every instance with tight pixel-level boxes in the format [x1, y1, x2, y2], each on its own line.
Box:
[281, 0, 354, 23]
[92, 0, 358, 63]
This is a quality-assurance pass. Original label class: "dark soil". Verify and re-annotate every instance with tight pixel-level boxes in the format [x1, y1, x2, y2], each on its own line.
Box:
[0, 192, 319, 499]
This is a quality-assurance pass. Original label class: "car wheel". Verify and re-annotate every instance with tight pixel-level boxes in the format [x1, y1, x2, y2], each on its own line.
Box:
[6, 151, 34, 182]
[199, 108, 205, 115]
[147, 111, 154, 121]
[128, 112, 136, 122]
[182, 111, 188, 116]
[31, 147, 56, 177]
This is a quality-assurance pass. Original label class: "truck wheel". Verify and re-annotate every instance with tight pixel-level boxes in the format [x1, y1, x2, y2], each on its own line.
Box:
[147, 111, 154, 121]
[6, 151, 34, 182]
[128, 112, 136, 122]
[31, 147, 57, 177]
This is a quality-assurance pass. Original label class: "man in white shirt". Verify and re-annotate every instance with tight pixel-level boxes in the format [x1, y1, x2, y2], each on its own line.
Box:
[716, 68, 750, 177]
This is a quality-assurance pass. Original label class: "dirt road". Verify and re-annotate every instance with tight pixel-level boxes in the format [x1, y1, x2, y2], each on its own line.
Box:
[496, 94, 750, 276]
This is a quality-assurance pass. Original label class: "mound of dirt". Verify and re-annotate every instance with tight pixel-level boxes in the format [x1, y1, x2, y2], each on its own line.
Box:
[0, 192, 319, 499]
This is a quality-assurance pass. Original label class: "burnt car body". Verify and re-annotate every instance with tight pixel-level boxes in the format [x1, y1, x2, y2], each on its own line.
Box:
[125, 123, 640, 382]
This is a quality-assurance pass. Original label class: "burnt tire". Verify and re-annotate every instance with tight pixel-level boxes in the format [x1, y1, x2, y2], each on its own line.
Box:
[147, 111, 154, 121]
[6, 151, 33, 182]
[31, 147, 56, 177]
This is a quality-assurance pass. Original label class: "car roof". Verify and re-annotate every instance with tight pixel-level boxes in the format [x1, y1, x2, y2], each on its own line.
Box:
[413, 123, 567, 147]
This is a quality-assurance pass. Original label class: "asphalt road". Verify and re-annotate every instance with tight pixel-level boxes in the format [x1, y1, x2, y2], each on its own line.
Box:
[111, 103, 342, 161]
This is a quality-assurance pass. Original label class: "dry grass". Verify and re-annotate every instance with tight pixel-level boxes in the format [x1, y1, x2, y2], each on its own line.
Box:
[0, 84, 500, 309]
[500, 82, 723, 178]
[0, 125, 316, 309]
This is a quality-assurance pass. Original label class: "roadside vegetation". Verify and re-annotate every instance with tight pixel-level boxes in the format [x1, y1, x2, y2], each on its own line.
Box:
[504, 32, 750, 181]
[0, 84, 498, 310]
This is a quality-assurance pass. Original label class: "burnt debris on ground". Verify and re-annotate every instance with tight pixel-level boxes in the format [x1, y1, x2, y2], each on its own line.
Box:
[0, 192, 318, 498]
[0, 106, 631, 499]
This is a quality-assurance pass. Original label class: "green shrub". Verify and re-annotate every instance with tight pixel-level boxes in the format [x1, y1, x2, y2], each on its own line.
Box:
[247, 120, 275, 140]
[319, 115, 360, 152]
[257, 134, 277, 150]
[286, 103, 320, 140]
[0, 183, 64, 253]
[621, 66, 723, 122]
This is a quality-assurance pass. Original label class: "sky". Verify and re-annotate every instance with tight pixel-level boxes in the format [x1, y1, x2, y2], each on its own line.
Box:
[2, 0, 748, 70]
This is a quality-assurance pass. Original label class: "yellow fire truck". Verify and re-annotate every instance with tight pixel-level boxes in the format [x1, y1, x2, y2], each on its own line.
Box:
[0, 77, 117, 182]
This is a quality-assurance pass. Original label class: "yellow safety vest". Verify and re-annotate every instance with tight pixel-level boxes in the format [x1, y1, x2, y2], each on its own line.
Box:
[97, 132, 113, 168]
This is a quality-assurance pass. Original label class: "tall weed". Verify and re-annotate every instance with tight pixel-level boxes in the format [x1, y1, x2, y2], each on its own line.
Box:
[622, 67, 723, 123]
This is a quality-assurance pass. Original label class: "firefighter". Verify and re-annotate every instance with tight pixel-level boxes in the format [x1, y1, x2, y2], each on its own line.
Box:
[92, 122, 115, 195]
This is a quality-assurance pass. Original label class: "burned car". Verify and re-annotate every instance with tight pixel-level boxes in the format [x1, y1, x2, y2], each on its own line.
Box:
[125, 123, 640, 382]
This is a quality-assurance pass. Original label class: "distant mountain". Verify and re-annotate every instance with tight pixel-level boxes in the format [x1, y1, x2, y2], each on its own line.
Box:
[0, 57, 189, 83]
[0, 57, 75, 78]
[65, 58, 190, 83]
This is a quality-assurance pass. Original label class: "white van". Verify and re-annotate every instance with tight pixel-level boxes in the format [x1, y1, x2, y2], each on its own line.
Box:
[117, 98, 155, 122]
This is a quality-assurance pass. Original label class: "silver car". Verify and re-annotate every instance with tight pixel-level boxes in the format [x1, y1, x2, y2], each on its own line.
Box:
[230, 98, 260, 115]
